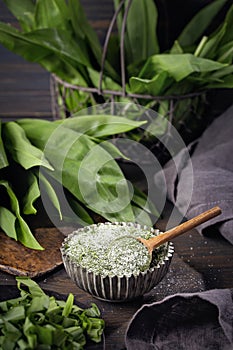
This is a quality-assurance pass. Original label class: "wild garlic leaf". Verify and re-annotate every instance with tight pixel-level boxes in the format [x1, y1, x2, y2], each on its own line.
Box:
[57, 115, 147, 138]
[114, 0, 159, 66]
[38, 170, 63, 221]
[177, 0, 228, 47]
[66, 196, 94, 225]
[0, 22, 51, 61]
[3, 121, 54, 171]
[34, 0, 69, 30]
[0, 180, 43, 250]
[0, 206, 17, 240]
[0, 120, 8, 169]
[3, 0, 36, 32]
[22, 171, 40, 215]
[139, 54, 227, 82]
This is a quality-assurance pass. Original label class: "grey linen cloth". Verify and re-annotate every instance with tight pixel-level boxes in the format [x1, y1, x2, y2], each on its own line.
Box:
[125, 288, 233, 350]
[155, 104, 233, 244]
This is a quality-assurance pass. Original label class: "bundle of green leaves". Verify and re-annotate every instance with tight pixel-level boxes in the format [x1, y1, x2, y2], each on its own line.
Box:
[0, 0, 232, 132]
[0, 277, 104, 349]
[0, 115, 158, 250]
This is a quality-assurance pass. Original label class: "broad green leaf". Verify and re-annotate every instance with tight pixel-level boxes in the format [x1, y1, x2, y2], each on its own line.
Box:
[210, 64, 233, 79]
[199, 22, 227, 59]
[3, 0, 36, 32]
[0, 180, 43, 250]
[0, 23, 90, 82]
[0, 206, 17, 240]
[3, 121, 54, 171]
[25, 28, 91, 68]
[217, 41, 233, 63]
[114, 0, 159, 65]
[17, 119, 59, 149]
[0, 120, 9, 169]
[67, 196, 94, 225]
[0, 22, 87, 85]
[177, 0, 228, 47]
[0, 22, 50, 62]
[207, 74, 233, 88]
[220, 4, 233, 46]
[68, 0, 119, 82]
[17, 276, 45, 297]
[87, 67, 122, 91]
[22, 172, 40, 215]
[132, 186, 159, 218]
[139, 54, 227, 82]
[129, 71, 170, 95]
[38, 171, 62, 220]
[35, 0, 69, 30]
[132, 205, 152, 226]
[56, 115, 147, 138]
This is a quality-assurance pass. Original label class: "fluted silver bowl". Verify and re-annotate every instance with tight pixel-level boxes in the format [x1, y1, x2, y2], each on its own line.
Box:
[61, 222, 174, 302]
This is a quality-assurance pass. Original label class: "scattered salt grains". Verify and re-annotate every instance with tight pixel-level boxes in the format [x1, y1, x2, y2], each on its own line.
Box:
[64, 223, 166, 276]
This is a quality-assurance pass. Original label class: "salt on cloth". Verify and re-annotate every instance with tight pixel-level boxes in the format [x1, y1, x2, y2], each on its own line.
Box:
[154, 104, 233, 244]
[125, 288, 233, 350]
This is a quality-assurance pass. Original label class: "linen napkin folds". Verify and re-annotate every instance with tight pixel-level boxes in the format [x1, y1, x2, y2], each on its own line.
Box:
[155, 104, 233, 244]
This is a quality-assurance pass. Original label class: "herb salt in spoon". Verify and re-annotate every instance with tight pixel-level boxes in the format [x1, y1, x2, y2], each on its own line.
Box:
[108, 206, 222, 274]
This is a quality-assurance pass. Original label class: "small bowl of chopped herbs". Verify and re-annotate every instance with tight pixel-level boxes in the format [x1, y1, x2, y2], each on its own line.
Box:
[61, 222, 174, 302]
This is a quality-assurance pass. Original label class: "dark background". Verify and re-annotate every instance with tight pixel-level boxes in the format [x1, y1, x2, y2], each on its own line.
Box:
[0, 0, 232, 120]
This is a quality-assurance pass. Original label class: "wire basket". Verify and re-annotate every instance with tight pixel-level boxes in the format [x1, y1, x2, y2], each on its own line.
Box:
[50, 0, 207, 163]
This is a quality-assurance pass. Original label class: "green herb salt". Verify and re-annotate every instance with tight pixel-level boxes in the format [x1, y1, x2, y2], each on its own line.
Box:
[64, 223, 165, 276]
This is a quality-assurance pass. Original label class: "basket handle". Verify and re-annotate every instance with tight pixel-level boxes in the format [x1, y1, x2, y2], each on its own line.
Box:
[99, 0, 133, 97]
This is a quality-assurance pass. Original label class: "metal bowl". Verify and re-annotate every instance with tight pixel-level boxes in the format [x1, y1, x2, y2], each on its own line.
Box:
[61, 222, 174, 302]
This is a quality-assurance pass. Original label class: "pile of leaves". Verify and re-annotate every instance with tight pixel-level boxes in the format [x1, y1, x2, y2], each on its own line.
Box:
[0, 277, 104, 349]
[0, 115, 158, 250]
[0, 0, 232, 137]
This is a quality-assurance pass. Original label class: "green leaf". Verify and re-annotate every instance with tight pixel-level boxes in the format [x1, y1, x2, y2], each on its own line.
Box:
[220, 4, 233, 46]
[3, 0, 36, 32]
[56, 115, 147, 138]
[217, 41, 233, 63]
[62, 294, 74, 317]
[0, 180, 43, 250]
[16, 276, 45, 297]
[177, 0, 228, 47]
[132, 186, 160, 218]
[67, 196, 94, 225]
[0, 206, 17, 240]
[129, 71, 171, 95]
[114, 0, 159, 66]
[38, 171, 63, 220]
[0, 22, 51, 62]
[139, 54, 227, 82]
[25, 28, 91, 68]
[0, 120, 9, 169]
[34, 0, 69, 30]
[22, 172, 40, 215]
[3, 121, 54, 171]
[68, 0, 119, 82]
[199, 22, 227, 59]
[207, 74, 233, 88]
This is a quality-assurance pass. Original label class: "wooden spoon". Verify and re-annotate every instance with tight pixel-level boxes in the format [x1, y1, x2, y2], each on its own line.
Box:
[137, 206, 222, 254]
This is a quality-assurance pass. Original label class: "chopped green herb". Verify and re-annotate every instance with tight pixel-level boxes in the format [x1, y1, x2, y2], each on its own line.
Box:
[0, 277, 104, 349]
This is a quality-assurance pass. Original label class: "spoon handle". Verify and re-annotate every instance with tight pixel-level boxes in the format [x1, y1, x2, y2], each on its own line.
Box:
[146, 206, 222, 252]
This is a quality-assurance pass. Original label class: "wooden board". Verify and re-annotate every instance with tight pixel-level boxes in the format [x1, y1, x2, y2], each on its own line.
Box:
[0, 227, 64, 277]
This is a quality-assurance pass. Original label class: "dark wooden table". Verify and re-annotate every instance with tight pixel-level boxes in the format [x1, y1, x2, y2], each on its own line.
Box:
[1, 204, 232, 350]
